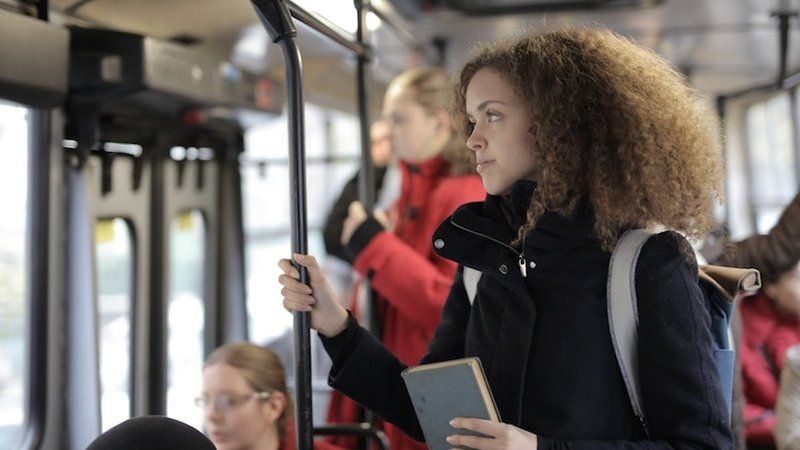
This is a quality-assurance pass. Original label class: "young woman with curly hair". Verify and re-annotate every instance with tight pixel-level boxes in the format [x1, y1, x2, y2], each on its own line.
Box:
[278, 28, 733, 449]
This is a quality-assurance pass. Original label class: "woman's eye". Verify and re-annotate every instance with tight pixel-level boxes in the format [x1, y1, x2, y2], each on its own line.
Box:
[487, 112, 500, 122]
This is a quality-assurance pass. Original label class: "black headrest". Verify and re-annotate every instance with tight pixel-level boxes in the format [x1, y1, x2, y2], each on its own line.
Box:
[86, 416, 215, 450]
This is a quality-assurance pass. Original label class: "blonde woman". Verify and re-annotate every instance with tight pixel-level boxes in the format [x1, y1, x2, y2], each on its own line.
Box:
[200, 343, 341, 450]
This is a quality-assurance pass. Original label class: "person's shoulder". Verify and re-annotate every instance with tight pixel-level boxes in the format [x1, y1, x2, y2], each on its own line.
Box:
[433, 174, 485, 206]
[635, 230, 698, 282]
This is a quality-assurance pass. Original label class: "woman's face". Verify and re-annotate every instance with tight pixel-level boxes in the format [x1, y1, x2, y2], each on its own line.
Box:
[382, 84, 448, 163]
[465, 67, 539, 195]
[201, 364, 278, 450]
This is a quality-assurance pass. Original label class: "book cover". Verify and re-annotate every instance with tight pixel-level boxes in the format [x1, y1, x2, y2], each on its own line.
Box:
[401, 357, 500, 450]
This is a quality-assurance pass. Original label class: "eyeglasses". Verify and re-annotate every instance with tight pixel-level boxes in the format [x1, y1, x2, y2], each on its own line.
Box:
[194, 391, 271, 411]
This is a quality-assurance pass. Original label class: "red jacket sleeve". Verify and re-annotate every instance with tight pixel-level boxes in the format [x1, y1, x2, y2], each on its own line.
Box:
[352, 176, 484, 330]
[743, 403, 776, 445]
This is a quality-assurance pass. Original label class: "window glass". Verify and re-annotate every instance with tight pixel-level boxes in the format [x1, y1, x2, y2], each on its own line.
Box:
[243, 106, 362, 426]
[245, 113, 288, 161]
[95, 218, 134, 431]
[329, 110, 360, 158]
[244, 104, 326, 161]
[0, 102, 28, 449]
[304, 103, 327, 159]
[245, 232, 326, 345]
[746, 93, 797, 232]
[242, 164, 291, 232]
[166, 210, 206, 430]
[292, 0, 358, 34]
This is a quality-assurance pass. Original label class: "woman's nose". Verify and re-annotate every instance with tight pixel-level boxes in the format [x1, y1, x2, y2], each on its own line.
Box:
[204, 404, 223, 422]
[466, 128, 486, 151]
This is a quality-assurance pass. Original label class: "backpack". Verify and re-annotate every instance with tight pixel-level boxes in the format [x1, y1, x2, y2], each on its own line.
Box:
[462, 229, 761, 435]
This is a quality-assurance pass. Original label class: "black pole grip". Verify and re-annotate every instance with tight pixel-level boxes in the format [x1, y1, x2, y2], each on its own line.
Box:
[251, 0, 297, 43]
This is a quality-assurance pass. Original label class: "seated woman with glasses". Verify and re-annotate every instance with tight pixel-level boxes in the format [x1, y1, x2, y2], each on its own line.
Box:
[199, 342, 341, 450]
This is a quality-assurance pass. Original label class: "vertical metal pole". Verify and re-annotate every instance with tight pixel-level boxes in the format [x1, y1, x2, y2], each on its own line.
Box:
[772, 11, 797, 87]
[354, 0, 380, 338]
[147, 147, 167, 415]
[282, 38, 314, 450]
[21, 109, 50, 450]
[715, 96, 731, 227]
[354, 1, 379, 439]
[356, 0, 375, 211]
[790, 89, 800, 185]
[249, 2, 312, 449]
[36, 0, 49, 21]
[739, 99, 759, 233]
[22, 5, 52, 448]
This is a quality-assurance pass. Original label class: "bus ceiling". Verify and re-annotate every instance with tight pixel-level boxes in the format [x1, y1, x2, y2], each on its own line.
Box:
[0, 9, 68, 108]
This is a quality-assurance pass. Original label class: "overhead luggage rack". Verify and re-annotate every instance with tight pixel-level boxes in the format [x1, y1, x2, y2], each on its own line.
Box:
[0, 9, 69, 108]
[68, 27, 283, 117]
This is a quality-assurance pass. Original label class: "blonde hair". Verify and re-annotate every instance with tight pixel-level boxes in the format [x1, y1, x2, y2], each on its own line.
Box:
[204, 343, 293, 442]
[390, 67, 475, 175]
[453, 28, 723, 250]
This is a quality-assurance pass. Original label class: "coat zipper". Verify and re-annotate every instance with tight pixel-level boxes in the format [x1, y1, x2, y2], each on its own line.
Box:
[449, 219, 528, 278]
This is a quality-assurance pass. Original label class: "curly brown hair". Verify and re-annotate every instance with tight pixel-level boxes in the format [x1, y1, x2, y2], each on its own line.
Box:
[452, 27, 724, 250]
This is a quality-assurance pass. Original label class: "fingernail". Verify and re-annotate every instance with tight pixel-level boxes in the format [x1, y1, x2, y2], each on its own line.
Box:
[446, 436, 455, 444]
[449, 419, 457, 427]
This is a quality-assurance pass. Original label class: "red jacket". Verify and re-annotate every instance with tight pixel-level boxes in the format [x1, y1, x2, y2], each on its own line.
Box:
[739, 293, 800, 446]
[282, 420, 346, 450]
[326, 156, 484, 450]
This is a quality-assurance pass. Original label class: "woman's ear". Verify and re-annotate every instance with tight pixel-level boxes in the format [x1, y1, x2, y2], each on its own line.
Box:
[263, 391, 287, 423]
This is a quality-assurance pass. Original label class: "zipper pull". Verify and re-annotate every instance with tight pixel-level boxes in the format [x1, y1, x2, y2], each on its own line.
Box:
[518, 255, 527, 278]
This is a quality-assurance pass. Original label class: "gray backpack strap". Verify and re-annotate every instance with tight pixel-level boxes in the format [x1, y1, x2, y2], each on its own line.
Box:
[608, 228, 655, 434]
[463, 266, 482, 305]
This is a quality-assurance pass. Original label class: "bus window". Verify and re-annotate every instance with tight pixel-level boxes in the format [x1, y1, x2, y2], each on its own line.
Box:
[166, 210, 206, 430]
[95, 218, 134, 432]
[746, 92, 798, 232]
[0, 101, 27, 449]
[243, 105, 353, 345]
[327, 110, 360, 206]
[243, 106, 358, 425]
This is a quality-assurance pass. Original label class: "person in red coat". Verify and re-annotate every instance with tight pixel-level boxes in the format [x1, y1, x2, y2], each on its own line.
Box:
[711, 189, 800, 448]
[328, 67, 484, 450]
[739, 262, 800, 448]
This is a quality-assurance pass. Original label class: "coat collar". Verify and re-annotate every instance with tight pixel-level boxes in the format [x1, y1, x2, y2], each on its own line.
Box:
[401, 155, 450, 179]
[435, 180, 598, 265]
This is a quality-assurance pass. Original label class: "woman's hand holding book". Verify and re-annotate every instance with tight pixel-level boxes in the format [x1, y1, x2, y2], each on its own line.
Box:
[447, 418, 538, 450]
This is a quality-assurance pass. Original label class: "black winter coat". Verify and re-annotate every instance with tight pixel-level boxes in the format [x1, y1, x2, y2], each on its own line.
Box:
[320, 180, 734, 449]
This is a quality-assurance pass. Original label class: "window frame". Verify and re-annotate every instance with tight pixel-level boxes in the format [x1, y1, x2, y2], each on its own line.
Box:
[741, 89, 800, 233]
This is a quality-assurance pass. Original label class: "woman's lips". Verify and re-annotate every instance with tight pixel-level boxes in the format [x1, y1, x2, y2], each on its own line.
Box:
[209, 431, 227, 442]
[476, 160, 495, 174]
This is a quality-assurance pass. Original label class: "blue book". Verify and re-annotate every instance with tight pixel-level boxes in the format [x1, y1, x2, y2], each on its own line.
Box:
[401, 357, 501, 450]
